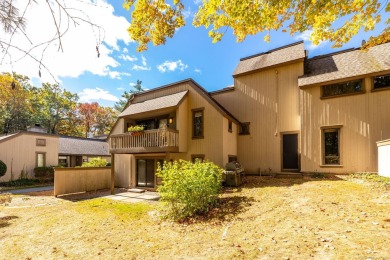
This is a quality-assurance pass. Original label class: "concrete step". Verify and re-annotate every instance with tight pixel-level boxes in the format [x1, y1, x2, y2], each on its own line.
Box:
[127, 188, 145, 193]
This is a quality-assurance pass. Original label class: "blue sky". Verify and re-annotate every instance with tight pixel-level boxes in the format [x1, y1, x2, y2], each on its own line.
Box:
[2, 0, 388, 107]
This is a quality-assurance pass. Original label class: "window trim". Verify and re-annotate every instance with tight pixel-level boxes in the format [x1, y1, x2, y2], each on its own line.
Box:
[371, 74, 390, 92]
[239, 122, 250, 135]
[228, 120, 233, 133]
[36, 138, 46, 147]
[191, 154, 205, 163]
[320, 79, 365, 99]
[320, 125, 343, 167]
[36, 152, 46, 167]
[192, 108, 204, 139]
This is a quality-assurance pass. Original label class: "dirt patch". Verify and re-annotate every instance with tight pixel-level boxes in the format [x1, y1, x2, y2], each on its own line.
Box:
[0, 176, 389, 259]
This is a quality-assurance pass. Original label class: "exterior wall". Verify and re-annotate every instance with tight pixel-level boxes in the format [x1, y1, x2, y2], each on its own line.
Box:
[111, 118, 125, 135]
[114, 154, 133, 188]
[213, 62, 304, 173]
[176, 97, 188, 152]
[300, 77, 390, 173]
[377, 140, 390, 177]
[0, 134, 59, 181]
[54, 167, 111, 196]
[222, 118, 238, 167]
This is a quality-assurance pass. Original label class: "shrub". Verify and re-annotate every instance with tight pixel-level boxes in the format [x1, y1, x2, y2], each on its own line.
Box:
[34, 167, 54, 181]
[81, 157, 108, 167]
[0, 160, 7, 177]
[127, 125, 144, 132]
[157, 159, 223, 221]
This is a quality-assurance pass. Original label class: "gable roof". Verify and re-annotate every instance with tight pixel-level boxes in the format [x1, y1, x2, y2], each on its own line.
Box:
[118, 79, 241, 125]
[119, 91, 188, 117]
[298, 42, 390, 87]
[233, 41, 305, 77]
[59, 136, 109, 156]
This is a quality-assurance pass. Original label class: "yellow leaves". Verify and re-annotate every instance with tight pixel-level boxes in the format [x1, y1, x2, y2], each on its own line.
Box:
[123, 0, 389, 50]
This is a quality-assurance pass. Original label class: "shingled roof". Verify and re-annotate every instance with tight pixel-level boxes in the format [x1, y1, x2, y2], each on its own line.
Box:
[233, 41, 305, 77]
[59, 137, 109, 156]
[298, 42, 390, 87]
[119, 91, 188, 117]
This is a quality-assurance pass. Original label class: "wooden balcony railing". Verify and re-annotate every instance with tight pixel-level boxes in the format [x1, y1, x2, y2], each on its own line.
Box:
[110, 128, 179, 153]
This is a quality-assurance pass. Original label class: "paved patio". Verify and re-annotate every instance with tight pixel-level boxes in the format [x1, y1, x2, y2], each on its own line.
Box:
[103, 190, 160, 203]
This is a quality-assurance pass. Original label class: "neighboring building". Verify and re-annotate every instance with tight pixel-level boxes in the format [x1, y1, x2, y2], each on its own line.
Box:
[109, 41, 390, 189]
[0, 131, 110, 182]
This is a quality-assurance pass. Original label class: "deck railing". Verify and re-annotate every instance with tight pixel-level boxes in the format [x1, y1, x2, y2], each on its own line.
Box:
[110, 128, 179, 152]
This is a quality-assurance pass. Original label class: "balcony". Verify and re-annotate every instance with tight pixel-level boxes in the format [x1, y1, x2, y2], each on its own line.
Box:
[110, 128, 179, 153]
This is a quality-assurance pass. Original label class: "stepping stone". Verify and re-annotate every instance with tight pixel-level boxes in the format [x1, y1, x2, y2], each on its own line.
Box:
[127, 188, 145, 193]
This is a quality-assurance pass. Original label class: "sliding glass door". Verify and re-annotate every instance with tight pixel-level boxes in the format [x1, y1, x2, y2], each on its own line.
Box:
[137, 159, 155, 188]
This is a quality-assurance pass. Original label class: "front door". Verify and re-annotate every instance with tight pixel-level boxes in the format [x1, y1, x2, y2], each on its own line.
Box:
[137, 159, 155, 188]
[282, 133, 299, 171]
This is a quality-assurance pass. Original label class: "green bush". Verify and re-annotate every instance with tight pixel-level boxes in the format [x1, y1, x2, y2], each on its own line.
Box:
[0, 160, 7, 177]
[34, 167, 54, 181]
[157, 159, 223, 221]
[81, 157, 108, 167]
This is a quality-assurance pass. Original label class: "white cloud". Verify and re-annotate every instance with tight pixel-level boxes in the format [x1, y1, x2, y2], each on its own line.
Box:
[119, 54, 138, 62]
[182, 7, 192, 20]
[78, 87, 120, 102]
[157, 60, 188, 73]
[131, 64, 151, 71]
[193, 0, 202, 5]
[108, 71, 131, 79]
[141, 56, 147, 66]
[295, 30, 326, 50]
[129, 82, 136, 87]
[194, 68, 201, 74]
[123, 47, 129, 53]
[117, 87, 125, 91]
[0, 0, 132, 83]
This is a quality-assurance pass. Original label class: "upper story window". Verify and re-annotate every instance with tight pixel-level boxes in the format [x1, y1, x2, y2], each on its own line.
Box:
[321, 79, 364, 98]
[192, 108, 204, 139]
[373, 74, 390, 90]
[239, 122, 250, 135]
[228, 120, 232, 133]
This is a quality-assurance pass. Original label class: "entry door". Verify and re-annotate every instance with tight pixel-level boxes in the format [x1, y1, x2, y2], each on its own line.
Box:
[282, 133, 299, 171]
[137, 159, 155, 188]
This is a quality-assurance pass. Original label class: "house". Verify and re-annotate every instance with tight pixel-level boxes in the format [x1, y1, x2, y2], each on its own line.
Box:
[109, 41, 390, 189]
[0, 129, 110, 182]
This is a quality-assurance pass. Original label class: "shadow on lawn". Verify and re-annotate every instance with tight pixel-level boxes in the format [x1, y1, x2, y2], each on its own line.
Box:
[0, 215, 18, 228]
[186, 195, 256, 224]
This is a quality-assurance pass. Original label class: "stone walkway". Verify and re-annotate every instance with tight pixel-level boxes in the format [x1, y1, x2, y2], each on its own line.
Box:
[103, 190, 160, 203]
[5, 185, 54, 194]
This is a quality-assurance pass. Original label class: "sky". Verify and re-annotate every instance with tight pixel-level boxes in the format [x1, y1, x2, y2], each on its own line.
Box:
[1, 0, 388, 107]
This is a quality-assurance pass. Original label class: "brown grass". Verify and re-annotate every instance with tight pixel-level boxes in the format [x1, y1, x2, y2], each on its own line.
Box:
[0, 176, 389, 259]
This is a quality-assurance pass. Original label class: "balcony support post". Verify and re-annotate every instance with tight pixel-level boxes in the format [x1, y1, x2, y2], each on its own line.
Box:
[111, 153, 115, 195]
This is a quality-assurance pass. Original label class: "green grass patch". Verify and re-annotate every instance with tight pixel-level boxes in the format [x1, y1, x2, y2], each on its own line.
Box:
[350, 172, 390, 187]
[74, 198, 154, 221]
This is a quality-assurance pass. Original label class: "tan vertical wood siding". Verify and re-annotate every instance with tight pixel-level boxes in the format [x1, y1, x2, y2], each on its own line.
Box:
[213, 62, 303, 173]
[0, 134, 59, 181]
[222, 119, 238, 167]
[113, 154, 133, 188]
[300, 77, 390, 173]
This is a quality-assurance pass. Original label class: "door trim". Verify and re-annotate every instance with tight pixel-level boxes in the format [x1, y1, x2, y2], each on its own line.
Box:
[280, 131, 300, 172]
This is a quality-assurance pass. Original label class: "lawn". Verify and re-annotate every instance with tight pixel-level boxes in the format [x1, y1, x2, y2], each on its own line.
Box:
[0, 175, 389, 259]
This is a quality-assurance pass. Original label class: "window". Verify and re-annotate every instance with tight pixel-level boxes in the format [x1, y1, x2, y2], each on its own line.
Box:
[239, 122, 250, 135]
[36, 152, 46, 167]
[322, 128, 340, 165]
[228, 155, 237, 162]
[36, 139, 46, 146]
[192, 108, 204, 138]
[228, 120, 232, 133]
[191, 154, 205, 163]
[373, 74, 390, 90]
[321, 79, 363, 98]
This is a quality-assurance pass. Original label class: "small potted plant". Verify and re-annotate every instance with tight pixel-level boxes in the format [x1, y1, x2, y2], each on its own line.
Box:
[127, 125, 144, 136]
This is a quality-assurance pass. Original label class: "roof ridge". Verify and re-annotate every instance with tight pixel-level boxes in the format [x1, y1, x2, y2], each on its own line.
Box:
[307, 47, 359, 61]
[240, 41, 304, 61]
